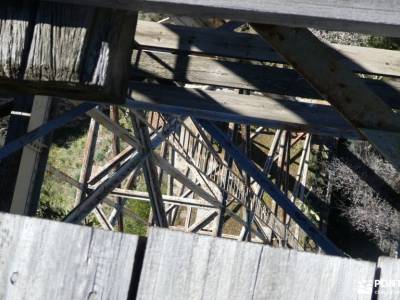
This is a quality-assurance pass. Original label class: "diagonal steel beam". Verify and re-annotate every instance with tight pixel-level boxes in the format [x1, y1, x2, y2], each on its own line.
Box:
[197, 119, 343, 256]
[87, 108, 141, 148]
[63, 117, 180, 224]
[252, 24, 400, 171]
[0, 103, 95, 161]
[153, 153, 268, 243]
[131, 111, 168, 227]
[74, 118, 99, 205]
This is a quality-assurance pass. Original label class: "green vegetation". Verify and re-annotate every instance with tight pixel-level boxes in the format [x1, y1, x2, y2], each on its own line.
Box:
[39, 133, 86, 219]
[368, 36, 400, 50]
[39, 108, 150, 235]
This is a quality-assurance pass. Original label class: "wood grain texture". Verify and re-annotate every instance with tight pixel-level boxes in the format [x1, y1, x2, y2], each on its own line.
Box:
[128, 82, 359, 138]
[252, 24, 400, 170]
[377, 256, 400, 300]
[0, 212, 139, 300]
[0, 1, 137, 103]
[136, 21, 400, 78]
[0, 213, 397, 300]
[137, 228, 377, 300]
[45, 0, 400, 37]
[0, 1, 34, 80]
[253, 247, 376, 300]
[132, 51, 400, 110]
[137, 228, 264, 300]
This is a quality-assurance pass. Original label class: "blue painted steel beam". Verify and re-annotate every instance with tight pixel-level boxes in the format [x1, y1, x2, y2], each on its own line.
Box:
[197, 118, 344, 256]
[0, 103, 95, 161]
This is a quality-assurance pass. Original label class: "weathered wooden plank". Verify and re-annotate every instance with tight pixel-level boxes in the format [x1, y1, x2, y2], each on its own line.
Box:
[0, 212, 139, 300]
[377, 256, 400, 299]
[137, 228, 376, 300]
[128, 82, 359, 138]
[136, 228, 264, 300]
[132, 51, 400, 110]
[46, 0, 400, 37]
[252, 246, 376, 300]
[0, 1, 137, 103]
[252, 24, 400, 170]
[10, 96, 52, 216]
[136, 21, 400, 78]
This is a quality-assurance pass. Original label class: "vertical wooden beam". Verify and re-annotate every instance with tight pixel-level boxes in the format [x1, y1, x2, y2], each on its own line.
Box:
[74, 118, 99, 206]
[110, 105, 124, 232]
[215, 123, 236, 237]
[239, 124, 254, 241]
[10, 96, 52, 216]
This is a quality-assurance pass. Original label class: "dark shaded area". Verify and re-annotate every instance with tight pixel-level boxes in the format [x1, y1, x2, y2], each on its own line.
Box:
[337, 140, 399, 211]
[0, 96, 33, 212]
[50, 99, 91, 147]
[368, 36, 400, 50]
[327, 192, 384, 261]
[128, 236, 147, 300]
[326, 139, 398, 261]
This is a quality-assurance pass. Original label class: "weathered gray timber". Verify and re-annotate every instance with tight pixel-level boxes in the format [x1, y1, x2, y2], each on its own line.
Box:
[131, 51, 400, 111]
[377, 257, 400, 300]
[0, 1, 137, 103]
[136, 21, 400, 78]
[1, 213, 399, 299]
[0, 212, 139, 300]
[252, 24, 400, 171]
[137, 228, 377, 300]
[128, 82, 359, 138]
[45, 0, 400, 37]
[252, 247, 375, 300]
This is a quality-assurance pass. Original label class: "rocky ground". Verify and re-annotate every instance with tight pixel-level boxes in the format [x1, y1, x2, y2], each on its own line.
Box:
[311, 29, 370, 46]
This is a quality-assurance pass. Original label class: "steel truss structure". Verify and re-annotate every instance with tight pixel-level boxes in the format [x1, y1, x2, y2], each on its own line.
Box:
[1, 1, 400, 259]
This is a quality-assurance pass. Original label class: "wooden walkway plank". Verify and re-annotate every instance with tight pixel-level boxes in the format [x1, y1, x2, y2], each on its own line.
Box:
[137, 228, 378, 300]
[377, 257, 400, 300]
[46, 0, 400, 37]
[132, 51, 400, 111]
[0, 213, 398, 299]
[136, 228, 264, 300]
[127, 82, 359, 138]
[128, 81, 357, 135]
[135, 21, 400, 78]
[253, 248, 376, 300]
[0, 212, 139, 300]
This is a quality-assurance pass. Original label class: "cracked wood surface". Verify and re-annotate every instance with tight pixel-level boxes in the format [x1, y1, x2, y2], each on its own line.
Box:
[0, 1, 137, 103]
